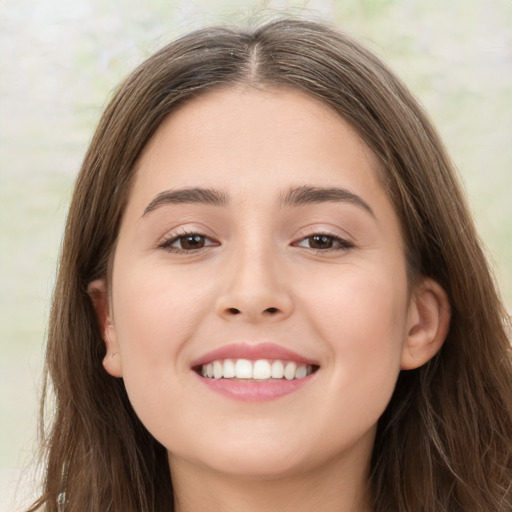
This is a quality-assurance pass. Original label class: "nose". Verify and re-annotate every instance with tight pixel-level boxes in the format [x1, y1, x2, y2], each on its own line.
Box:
[214, 248, 293, 323]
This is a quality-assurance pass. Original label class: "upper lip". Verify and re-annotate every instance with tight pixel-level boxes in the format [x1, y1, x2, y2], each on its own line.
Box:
[190, 342, 320, 368]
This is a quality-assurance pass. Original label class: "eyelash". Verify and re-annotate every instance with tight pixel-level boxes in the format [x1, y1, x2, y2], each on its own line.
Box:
[158, 231, 354, 254]
[293, 233, 354, 253]
[158, 231, 219, 254]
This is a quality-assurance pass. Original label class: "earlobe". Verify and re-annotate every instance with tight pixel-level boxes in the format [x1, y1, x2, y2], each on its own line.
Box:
[401, 278, 451, 370]
[87, 279, 123, 378]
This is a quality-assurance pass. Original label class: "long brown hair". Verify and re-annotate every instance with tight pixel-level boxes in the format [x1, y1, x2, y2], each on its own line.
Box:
[30, 17, 512, 512]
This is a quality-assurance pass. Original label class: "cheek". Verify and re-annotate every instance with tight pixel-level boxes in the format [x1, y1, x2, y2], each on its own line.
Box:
[295, 267, 409, 450]
[114, 261, 207, 342]
[111, 262, 211, 398]
[306, 264, 409, 394]
[310, 262, 408, 335]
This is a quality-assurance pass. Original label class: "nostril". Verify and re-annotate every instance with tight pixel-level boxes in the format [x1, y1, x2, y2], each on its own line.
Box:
[222, 306, 282, 317]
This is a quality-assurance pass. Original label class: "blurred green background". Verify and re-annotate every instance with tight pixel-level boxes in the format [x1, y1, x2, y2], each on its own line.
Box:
[1, 0, 511, 509]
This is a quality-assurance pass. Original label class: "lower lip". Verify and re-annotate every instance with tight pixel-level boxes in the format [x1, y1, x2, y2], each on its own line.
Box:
[194, 372, 316, 402]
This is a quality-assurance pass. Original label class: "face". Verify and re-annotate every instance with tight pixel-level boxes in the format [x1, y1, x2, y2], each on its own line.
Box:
[100, 88, 425, 481]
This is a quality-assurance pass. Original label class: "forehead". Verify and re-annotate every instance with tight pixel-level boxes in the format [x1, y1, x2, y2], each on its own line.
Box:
[132, 87, 383, 200]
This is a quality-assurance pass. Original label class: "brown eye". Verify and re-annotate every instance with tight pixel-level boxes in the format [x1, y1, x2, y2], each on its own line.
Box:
[160, 233, 218, 252]
[179, 234, 207, 250]
[307, 235, 335, 249]
[295, 234, 353, 252]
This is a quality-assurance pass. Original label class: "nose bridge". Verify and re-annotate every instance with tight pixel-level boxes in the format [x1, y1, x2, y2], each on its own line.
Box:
[215, 234, 293, 321]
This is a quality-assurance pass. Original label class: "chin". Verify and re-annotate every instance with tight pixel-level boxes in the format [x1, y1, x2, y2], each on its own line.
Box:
[203, 451, 309, 480]
[168, 432, 315, 480]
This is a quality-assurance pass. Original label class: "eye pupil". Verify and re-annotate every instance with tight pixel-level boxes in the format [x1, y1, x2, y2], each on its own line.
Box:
[309, 235, 333, 249]
[181, 234, 205, 250]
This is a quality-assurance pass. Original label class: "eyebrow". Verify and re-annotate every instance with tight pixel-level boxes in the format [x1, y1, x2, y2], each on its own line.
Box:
[141, 185, 374, 218]
[279, 186, 375, 217]
[142, 187, 228, 217]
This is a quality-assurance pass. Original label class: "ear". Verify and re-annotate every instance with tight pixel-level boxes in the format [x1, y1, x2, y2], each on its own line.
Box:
[88, 278, 123, 378]
[401, 278, 451, 370]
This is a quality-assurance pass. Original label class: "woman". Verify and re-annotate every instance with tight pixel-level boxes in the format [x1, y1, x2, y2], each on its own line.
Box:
[30, 17, 512, 512]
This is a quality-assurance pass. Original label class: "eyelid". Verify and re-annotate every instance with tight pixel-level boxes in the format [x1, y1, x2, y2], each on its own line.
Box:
[157, 228, 220, 253]
[294, 235, 353, 250]
[291, 226, 356, 252]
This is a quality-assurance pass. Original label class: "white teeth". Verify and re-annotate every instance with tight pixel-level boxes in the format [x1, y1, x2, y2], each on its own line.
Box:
[295, 365, 308, 379]
[253, 359, 271, 379]
[223, 358, 236, 378]
[235, 359, 253, 379]
[271, 360, 284, 379]
[199, 358, 314, 381]
[284, 362, 297, 380]
[213, 361, 223, 379]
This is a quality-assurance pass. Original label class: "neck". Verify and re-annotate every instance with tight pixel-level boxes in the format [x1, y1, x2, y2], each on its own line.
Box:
[169, 453, 373, 512]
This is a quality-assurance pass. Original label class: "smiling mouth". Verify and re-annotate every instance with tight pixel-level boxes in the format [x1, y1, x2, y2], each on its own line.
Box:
[195, 358, 319, 381]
